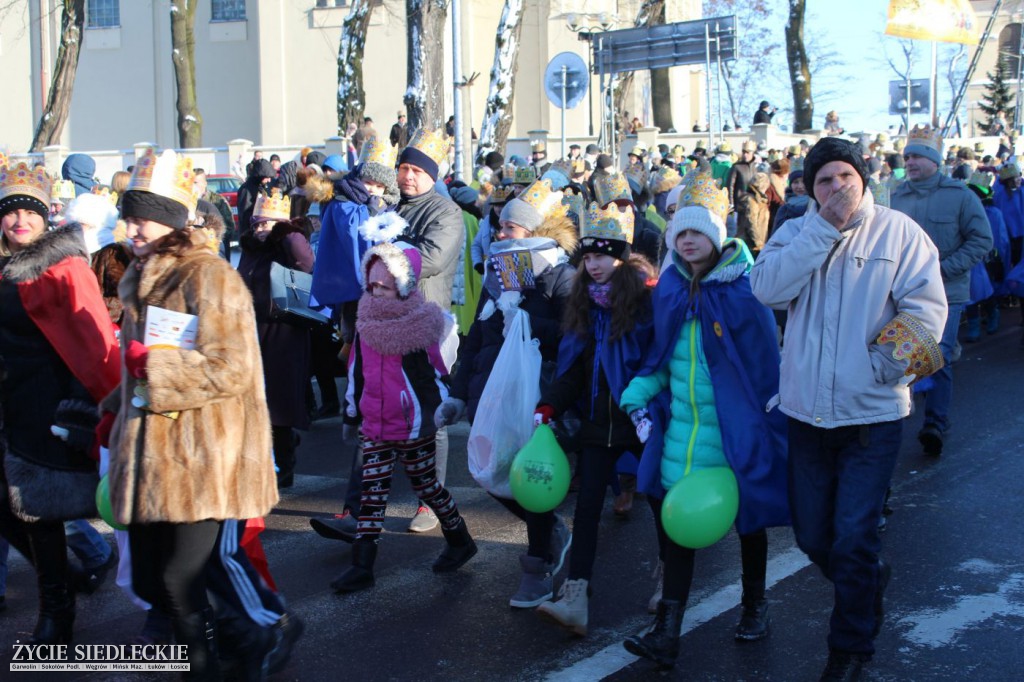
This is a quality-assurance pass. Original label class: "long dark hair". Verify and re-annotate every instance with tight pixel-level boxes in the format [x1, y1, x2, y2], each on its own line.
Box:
[564, 253, 656, 342]
[683, 247, 723, 300]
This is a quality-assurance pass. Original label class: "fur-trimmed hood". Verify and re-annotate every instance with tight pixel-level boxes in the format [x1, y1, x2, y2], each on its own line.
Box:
[2, 224, 88, 284]
[360, 241, 422, 298]
[533, 213, 579, 254]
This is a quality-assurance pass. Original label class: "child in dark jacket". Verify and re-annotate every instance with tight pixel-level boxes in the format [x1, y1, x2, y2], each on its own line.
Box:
[533, 202, 656, 636]
[332, 241, 477, 593]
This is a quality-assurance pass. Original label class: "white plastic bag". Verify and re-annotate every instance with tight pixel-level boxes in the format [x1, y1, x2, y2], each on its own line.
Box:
[467, 308, 541, 498]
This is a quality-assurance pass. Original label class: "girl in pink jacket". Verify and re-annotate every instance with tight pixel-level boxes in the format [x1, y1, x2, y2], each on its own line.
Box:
[333, 241, 477, 593]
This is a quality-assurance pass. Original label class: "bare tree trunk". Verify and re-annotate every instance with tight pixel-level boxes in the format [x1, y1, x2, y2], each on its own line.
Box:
[30, 0, 84, 152]
[404, 0, 447, 132]
[649, 3, 672, 132]
[170, 0, 202, 148]
[336, 0, 373, 135]
[721, 62, 742, 128]
[613, 0, 664, 146]
[475, 0, 524, 165]
[785, 0, 813, 133]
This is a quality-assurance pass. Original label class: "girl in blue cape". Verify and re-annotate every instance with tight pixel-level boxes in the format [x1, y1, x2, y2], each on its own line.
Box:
[531, 202, 657, 636]
[618, 171, 790, 670]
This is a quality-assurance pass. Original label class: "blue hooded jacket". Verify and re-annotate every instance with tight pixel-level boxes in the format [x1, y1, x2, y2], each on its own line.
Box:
[61, 154, 96, 197]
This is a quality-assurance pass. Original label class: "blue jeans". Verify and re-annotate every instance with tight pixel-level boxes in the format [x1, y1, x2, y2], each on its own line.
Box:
[924, 305, 962, 433]
[787, 418, 902, 656]
[64, 519, 112, 570]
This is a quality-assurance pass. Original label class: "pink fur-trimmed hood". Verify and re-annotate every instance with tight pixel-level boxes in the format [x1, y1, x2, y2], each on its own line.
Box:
[356, 290, 445, 356]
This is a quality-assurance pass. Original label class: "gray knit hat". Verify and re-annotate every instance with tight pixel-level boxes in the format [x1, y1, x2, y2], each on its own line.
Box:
[499, 195, 544, 231]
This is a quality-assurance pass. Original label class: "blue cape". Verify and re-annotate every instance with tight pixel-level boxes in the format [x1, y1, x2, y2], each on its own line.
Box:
[635, 247, 790, 534]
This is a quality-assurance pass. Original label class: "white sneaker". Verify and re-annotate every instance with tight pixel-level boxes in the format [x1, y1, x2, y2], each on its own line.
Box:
[407, 506, 439, 533]
[537, 578, 589, 636]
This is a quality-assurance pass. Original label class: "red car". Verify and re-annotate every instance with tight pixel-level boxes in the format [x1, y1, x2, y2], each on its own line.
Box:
[207, 174, 242, 226]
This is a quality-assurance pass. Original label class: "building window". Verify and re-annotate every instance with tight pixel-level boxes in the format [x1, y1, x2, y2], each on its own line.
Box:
[211, 0, 246, 22]
[87, 0, 120, 28]
[999, 23, 1022, 78]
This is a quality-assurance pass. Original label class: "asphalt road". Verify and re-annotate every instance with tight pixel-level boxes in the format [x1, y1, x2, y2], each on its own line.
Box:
[1, 321, 1022, 681]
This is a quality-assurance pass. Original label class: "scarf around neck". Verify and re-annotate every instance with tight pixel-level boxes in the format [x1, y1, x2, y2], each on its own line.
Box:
[356, 290, 445, 357]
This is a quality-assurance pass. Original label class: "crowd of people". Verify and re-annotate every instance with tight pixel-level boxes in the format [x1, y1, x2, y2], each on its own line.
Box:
[0, 113, 1019, 682]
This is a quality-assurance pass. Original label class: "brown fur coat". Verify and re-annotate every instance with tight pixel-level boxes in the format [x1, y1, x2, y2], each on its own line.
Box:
[102, 231, 278, 524]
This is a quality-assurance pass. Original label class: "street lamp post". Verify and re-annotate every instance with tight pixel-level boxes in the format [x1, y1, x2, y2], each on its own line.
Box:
[566, 13, 616, 138]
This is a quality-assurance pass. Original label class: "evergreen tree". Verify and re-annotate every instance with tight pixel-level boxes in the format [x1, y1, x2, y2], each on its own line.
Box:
[978, 56, 1015, 135]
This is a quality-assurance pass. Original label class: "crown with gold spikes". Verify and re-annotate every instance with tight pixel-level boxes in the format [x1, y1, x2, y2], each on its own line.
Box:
[594, 172, 632, 207]
[489, 183, 517, 203]
[91, 185, 119, 206]
[404, 128, 449, 166]
[252, 188, 291, 223]
[0, 162, 52, 206]
[513, 166, 538, 185]
[906, 124, 943, 157]
[517, 179, 564, 218]
[51, 179, 77, 202]
[580, 202, 634, 258]
[650, 165, 682, 194]
[677, 168, 729, 223]
[358, 135, 398, 169]
[127, 148, 196, 209]
[561, 192, 585, 223]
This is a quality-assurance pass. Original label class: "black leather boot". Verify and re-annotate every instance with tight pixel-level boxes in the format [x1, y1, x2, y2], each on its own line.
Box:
[215, 607, 275, 682]
[331, 539, 377, 593]
[272, 426, 297, 489]
[432, 517, 478, 573]
[735, 575, 771, 641]
[28, 582, 75, 645]
[173, 607, 220, 681]
[623, 599, 684, 669]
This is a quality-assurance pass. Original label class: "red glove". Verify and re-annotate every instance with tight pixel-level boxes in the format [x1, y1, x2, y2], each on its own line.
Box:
[533, 405, 556, 426]
[95, 411, 116, 451]
[125, 340, 149, 380]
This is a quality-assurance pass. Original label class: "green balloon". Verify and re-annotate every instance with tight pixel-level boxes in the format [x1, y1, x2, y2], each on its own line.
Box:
[96, 475, 127, 531]
[509, 424, 571, 513]
[661, 466, 739, 549]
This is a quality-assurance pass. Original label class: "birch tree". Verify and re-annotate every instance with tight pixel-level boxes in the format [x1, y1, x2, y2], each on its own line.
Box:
[404, 0, 447, 132]
[475, 0, 524, 165]
[170, 0, 202, 148]
[785, 0, 813, 133]
[336, 0, 373, 135]
[30, 0, 85, 152]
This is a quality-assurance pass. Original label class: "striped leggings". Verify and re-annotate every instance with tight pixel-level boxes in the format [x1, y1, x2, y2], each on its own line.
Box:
[357, 434, 461, 540]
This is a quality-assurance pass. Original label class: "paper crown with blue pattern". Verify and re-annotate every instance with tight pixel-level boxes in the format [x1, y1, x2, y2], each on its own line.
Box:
[650, 165, 682, 194]
[580, 201, 634, 259]
[358, 135, 398, 169]
[594, 172, 632, 207]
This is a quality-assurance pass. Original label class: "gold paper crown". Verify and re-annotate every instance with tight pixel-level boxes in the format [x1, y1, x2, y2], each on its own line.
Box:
[52, 179, 77, 201]
[677, 169, 729, 223]
[127, 148, 195, 209]
[0, 152, 7, 168]
[582, 201, 635, 245]
[404, 128, 449, 166]
[968, 170, 996, 193]
[91, 185, 119, 206]
[489, 183, 516, 203]
[252, 188, 291, 223]
[547, 159, 573, 181]
[907, 125, 942, 154]
[0, 162, 52, 206]
[571, 159, 586, 176]
[594, 173, 632, 207]
[561, 192, 585, 221]
[518, 179, 564, 218]
[358, 136, 398, 168]
[650, 166, 682, 194]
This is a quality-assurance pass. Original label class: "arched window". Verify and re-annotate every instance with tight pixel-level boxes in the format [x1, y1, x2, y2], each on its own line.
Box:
[999, 23, 1022, 77]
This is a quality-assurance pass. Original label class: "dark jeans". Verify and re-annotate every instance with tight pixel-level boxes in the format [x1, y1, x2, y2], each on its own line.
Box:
[924, 305, 962, 433]
[568, 444, 626, 581]
[788, 418, 902, 656]
[490, 494, 556, 561]
[130, 520, 222, 618]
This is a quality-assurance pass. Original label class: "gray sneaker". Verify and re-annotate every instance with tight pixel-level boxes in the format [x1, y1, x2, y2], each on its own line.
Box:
[509, 555, 552, 608]
[550, 516, 573, 579]
[408, 506, 439, 533]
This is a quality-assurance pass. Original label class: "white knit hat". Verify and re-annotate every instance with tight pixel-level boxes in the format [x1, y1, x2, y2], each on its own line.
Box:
[665, 205, 726, 254]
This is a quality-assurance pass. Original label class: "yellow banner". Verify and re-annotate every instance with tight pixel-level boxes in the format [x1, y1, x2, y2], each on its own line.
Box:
[885, 0, 979, 45]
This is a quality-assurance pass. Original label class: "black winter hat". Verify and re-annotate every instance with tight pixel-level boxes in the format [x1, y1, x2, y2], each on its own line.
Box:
[484, 151, 504, 171]
[803, 138, 869, 203]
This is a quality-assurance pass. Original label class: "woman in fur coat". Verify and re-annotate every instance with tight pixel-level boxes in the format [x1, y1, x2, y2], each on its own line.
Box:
[331, 241, 477, 593]
[0, 164, 120, 646]
[99, 150, 278, 679]
[237, 192, 315, 488]
[435, 179, 578, 610]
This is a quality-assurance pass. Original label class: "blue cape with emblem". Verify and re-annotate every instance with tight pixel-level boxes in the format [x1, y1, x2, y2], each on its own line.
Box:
[635, 240, 790, 534]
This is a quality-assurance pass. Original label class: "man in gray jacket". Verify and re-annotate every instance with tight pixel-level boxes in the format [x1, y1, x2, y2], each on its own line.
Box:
[890, 126, 993, 457]
[396, 129, 465, 532]
[752, 138, 947, 681]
